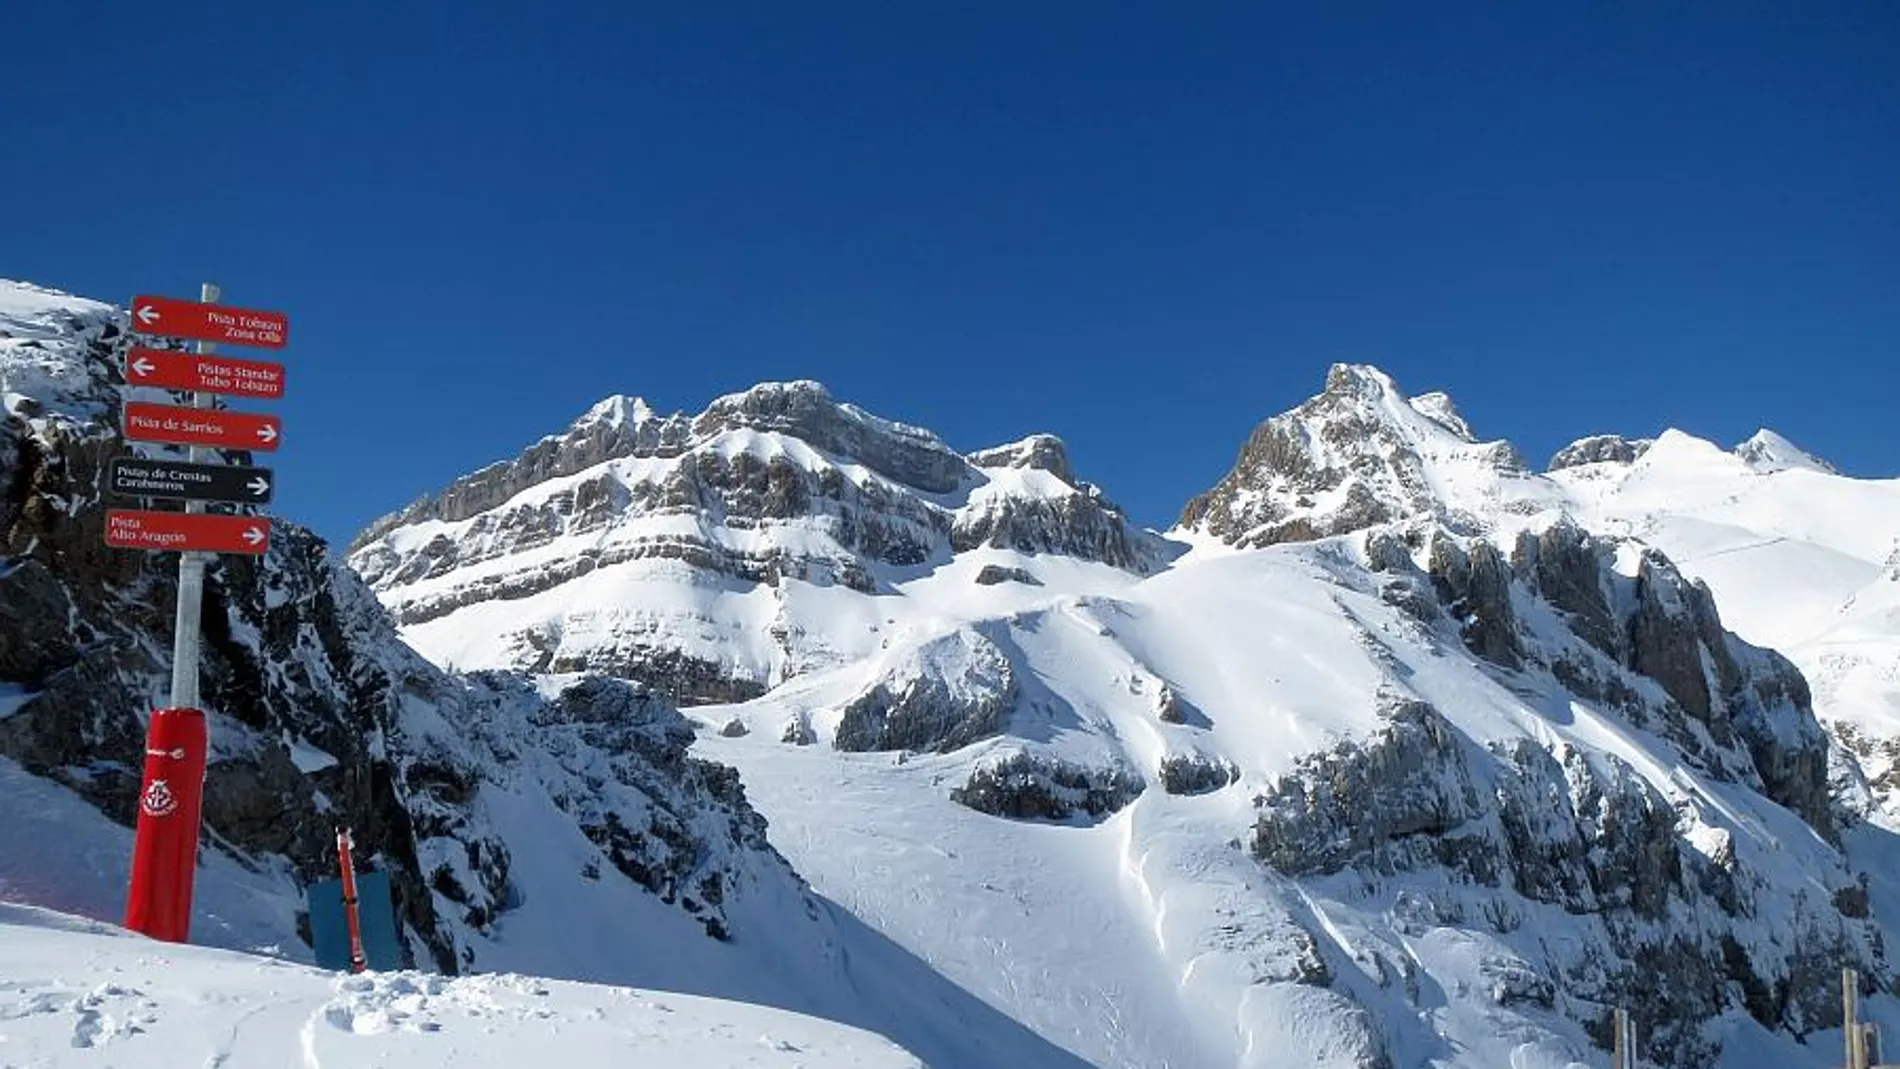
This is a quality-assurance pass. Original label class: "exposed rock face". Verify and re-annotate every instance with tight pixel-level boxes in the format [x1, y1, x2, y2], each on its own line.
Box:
[1178, 364, 1544, 548]
[1548, 434, 1653, 471]
[966, 434, 1074, 485]
[1254, 519, 1873, 1065]
[457, 672, 773, 943]
[1733, 428, 1838, 475]
[0, 284, 802, 970]
[1369, 519, 1840, 843]
[973, 564, 1039, 586]
[951, 750, 1144, 822]
[1157, 751, 1238, 795]
[350, 383, 1170, 705]
[832, 630, 1017, 753]
[1251, 687, 1872, 1066]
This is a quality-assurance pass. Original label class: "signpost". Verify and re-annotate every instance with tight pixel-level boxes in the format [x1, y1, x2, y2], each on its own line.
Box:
[125, 347, 285, 399]
[116, 284, 289, 945]
[106, 510, 271, 553]
[130, 294, 288, 349]
[123, 401, 282, 451]
[110, 458, 273, 504]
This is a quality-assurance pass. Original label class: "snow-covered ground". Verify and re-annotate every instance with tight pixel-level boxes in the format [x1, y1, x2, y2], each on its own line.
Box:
[0, 903, 923, 1068]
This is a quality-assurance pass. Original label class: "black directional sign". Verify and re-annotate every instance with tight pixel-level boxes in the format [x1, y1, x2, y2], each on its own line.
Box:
[110, 457, 274, 505]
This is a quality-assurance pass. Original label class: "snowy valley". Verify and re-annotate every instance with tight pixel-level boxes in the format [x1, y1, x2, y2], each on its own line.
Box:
[6, 278, 1900, 1068]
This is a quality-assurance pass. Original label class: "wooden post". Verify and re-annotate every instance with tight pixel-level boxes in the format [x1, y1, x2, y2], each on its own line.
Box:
[1613, 1006, 1629, 1069]
[1846, 967, 1864, 1069]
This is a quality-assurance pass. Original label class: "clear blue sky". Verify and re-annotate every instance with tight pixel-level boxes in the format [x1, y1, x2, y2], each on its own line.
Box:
[6, 2, 1896, 545]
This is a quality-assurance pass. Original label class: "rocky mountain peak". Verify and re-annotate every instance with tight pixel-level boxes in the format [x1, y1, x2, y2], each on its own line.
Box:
[1178, 364, 1541, 549]
[349, 379, 1167, 704]
[692, 380, 970, 495]
[1407, 389, 1476, 441]
[966, 434, 1075, 487]
[577, 393, 656, 429]
[1734, 428, 1838, 475]
[1319, 360, 1399, 400]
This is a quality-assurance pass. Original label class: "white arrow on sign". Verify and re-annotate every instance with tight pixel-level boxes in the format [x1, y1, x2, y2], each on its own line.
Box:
[130, 355, 155, 376]
[241, 526, 265, 546]
[246, 476, 270, 496]
[256, 425, 278, 443]
[136, 305, 161, 326]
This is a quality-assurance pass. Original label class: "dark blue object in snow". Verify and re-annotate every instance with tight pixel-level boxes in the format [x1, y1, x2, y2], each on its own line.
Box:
[308, 870, 403, 972]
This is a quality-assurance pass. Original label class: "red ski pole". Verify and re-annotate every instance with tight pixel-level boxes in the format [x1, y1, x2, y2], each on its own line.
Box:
[336, 827, 367, 973]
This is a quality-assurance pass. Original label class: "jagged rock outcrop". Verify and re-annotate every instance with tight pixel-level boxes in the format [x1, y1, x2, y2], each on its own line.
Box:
[951, 750, 1144, 822]
[965, 433, 1075, 485]
[973, 564, 1039, 586]
[1179, 364, 1542, 548]
[1367, 519, 1840, 842]
[832, 630, 1017, 753]
[1250, 689, 1874, 1066]
[1548, 434, 1653, 471]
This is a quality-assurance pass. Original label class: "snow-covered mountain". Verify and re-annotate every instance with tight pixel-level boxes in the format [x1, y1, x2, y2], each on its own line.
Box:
[349, 357, 1900, 1067]
[347, 381, 1169, 708]
[0, 279, 1089, 1069]
[1177, 363, 1900, 819]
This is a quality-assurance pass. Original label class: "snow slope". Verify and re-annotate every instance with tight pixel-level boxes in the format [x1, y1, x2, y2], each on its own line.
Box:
[692, 537, 1882, 1069]
[0, 903, 923, 1068]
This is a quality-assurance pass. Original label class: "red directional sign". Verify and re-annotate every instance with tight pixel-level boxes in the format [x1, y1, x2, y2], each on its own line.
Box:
[125, 347, 286, 400]
[105, 509, 271, 555]
[130, 295, 288, 349]
[123, 401, 282, 451]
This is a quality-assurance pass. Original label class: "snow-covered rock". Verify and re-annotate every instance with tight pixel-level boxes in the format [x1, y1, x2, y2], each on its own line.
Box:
[1548, 433, 1654, 471]
[348, 381, 1169, 705]
[1177, 363, 1551, 547]
[1734, 428, 1838, 474]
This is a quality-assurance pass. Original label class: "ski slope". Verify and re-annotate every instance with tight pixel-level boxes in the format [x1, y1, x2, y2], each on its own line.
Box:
[692, 541, 1882, 1069]
[0, 903, 922, 1068]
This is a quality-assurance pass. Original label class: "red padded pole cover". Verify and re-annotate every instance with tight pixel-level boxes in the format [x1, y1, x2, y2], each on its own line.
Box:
[123, 707, 208, 942]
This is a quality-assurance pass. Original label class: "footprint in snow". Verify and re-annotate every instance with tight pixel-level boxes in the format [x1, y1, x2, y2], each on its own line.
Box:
[69, 1007, 102, 1048]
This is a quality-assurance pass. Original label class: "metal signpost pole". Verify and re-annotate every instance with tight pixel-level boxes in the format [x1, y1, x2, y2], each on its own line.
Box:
[120, 283, 283, 944]
[167, 281, 219, 711]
